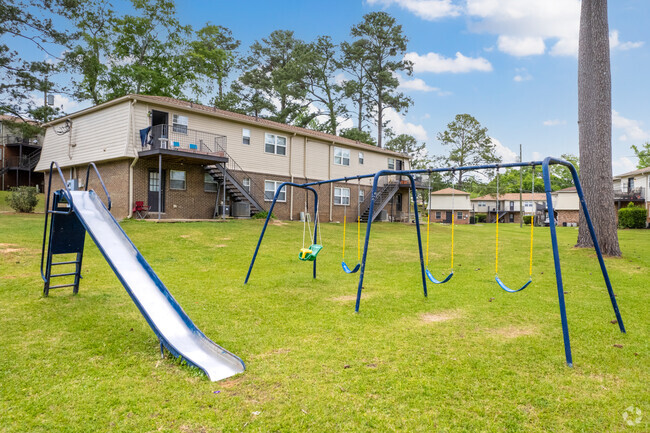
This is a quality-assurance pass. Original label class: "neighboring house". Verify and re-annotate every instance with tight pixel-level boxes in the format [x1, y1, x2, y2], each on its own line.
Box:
[35, 94, 411, 221]
[613, 166, 650, 225]
[428, 188, 472, 224]
[551, 186, 579, 226]
[471, 193, 547, 223]
[1, 115, 43, 191]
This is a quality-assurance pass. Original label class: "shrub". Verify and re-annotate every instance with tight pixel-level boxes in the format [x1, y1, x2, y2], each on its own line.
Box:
[523, 215, 532, 225]
[252, 210, 275, 219]
[5, 186, 39, 213]
[618, 204, 647, 229]
[475, 213, 487, 223]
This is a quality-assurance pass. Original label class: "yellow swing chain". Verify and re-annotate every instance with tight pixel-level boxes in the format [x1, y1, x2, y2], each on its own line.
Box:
[426, 172, 431, 268]
[495, 167, 500, 276]
[528, 167, 535, 279]
[342, 200, 347, 260]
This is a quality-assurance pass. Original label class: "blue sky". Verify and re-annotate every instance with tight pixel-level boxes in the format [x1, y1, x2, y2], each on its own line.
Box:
[29, 0, 650, 174]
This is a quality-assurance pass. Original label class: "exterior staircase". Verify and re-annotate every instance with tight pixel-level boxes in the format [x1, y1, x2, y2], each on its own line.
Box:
[360, 181, 400, 222]
[204, 164, 265, 217]
[1, 148, 41, 176]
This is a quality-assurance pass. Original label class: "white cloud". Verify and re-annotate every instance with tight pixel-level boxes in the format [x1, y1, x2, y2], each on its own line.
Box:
[543, 119, 566, 126]
[398, 76, 440, 92]
[498, 35, 545, 56]
[612, 110, 650, 142]
[609, 30, 644, 51]
[367, 0, 461, 20]
[513, 68, 532, 82]
[383, 107, 429, 141]
[491, 137, 518, 163]
[405, 51, 492, 73]
[613, 156, 636, 175]
[531, 151, 543, 161]
[30, 93, 87, 114]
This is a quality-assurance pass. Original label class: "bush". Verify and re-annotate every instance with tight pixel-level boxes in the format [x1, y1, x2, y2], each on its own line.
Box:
[475, 213, 487, 223]
[252, 210, 275, 219]
[618, 204, 647, 229]
[5, 186, 39, 213]
[523, 215, 532, 225]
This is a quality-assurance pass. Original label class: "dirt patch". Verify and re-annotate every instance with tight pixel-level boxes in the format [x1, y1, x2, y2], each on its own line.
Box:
[219, 376, 245, 389]
[1, 275, 16, 279]
[0, 243, 23, 254]
[488, 325, 536, 339]
[270, 220, 287, 226]
[420, 310, 462, 323]
[179, 235, 191, 238]
[221, 237, 231, 241]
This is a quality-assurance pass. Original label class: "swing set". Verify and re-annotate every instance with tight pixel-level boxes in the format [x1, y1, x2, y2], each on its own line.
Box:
[245, 157, 626, 366]
[341, 179, 362, 274]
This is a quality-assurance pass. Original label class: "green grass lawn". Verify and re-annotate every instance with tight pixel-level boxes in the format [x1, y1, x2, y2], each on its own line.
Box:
[0, 214, 647, 432]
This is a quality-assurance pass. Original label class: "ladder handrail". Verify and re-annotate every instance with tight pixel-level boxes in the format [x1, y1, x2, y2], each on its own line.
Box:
[85, 162, 112, 210]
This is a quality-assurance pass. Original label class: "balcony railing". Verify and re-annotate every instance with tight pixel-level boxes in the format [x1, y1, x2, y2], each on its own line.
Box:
[3, 135, 42, 147]
[142, 124, 226, 156]
[614, 187, 645, 201]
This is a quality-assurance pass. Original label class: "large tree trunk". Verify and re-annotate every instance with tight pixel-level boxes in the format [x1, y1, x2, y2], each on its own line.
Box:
[576, 0, 621, 256]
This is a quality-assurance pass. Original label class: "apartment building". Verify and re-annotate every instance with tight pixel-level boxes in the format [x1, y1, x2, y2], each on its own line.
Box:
[1, 115, 43, 191]
[471, 193, 547, 224]
[427, 188, 472, 224]
[35, 95, 411, 221]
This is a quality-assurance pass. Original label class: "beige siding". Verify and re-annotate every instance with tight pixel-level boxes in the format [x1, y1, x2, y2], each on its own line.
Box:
[36, 101, 132, 171]
[429, 194, 472, 210]
[553, 192, 580, 210]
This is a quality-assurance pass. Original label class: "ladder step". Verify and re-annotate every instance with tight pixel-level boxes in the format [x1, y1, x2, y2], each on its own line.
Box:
[48, 283, 77, 289]
[50, 272, 80, 277]
[52, 261, 80, 266]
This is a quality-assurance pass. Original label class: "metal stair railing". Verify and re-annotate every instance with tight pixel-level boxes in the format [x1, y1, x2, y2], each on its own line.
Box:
[360, 180, 400, 221]
[205, 165, 264, 214]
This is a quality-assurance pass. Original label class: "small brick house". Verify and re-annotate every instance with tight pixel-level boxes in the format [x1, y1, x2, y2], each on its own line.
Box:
[471, 193, 547, 224]
[36, 94, 412, 222]
[428, 188, 472, 224]
[551, 187, 579, 226]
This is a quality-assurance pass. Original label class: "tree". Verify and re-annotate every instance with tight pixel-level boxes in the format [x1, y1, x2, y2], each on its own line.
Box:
[349, 12, 413, 148]
[239, 30, 310, 125]
[64, 0, 114, 105]
[340, 40, 372, 132]
[437, 114, 500, 188]
[576, 0, 620, 256]
[385, 134, 429, 169]
[302, 36, 348, 135]
[550, 153, 580, 189]
[0, 0, 76, 119]
[339, 127, 376, 146]
[104, 0, 193, 99]
[631, 142, 650, 169]
[189, 24, 240, 105]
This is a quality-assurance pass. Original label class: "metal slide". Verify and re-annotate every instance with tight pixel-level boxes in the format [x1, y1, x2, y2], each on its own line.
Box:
[67, 190, 245, 381]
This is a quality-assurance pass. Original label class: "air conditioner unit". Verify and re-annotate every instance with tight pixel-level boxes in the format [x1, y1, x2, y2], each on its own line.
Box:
[232, 202, 250, 218]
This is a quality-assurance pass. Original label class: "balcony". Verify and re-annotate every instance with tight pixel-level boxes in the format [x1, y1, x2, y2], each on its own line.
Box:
[614, 187, 645, 201]
[3, 134, 42, 147]
[139, 124, 227, 164]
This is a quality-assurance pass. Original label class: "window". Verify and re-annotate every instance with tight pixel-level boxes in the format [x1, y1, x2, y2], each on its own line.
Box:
[457, 211, 463, 220]
[334, 187, 350, 205]
[359, 189, 365, 202]
[388, 158, 395, 169]
[264, 180, 285, 202]
[265, 133, 286, 155]
[358, 152, 364, 165]
[509, 213, 515, 222]
[170, 170, 186, 190]
[242, 128, 250, 145]
[204, 173, 218, 192]
[242, 178, 251, 192]
[478, 201, 486, 207]
[172, 114, 188, 134]
[435, 211, 441, 219]
[334, 147, 350, 166]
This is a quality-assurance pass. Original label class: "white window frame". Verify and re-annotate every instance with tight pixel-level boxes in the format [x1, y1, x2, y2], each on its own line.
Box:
[242, 178, 251, 192]
[264, 180, 286, 202]
[359, 188, 365, 203]
[388, 158, 395, 169]
[170, 170, 186, 190]
[457, 211, 463, 220]
[358, 152, 364, 165]
[478, 201, 486, 207]
[334, 147, 350, 166]
[435, 211, 441, 219]
[242, 128, 251, 145]
[334, 187, 350, 205]
[264, 133, 287, 155]
[172, 114, 188, 134]
[204, 173, 218, 192]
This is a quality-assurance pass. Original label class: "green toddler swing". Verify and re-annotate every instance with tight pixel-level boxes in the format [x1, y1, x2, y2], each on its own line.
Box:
[299, 195, 323, 261]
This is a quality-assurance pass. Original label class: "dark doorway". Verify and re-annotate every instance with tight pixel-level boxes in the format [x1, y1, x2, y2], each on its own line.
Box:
[151, 110, 168, 149]
[509, 213, 515, 223]
[445, 211, 452, 223]
[395, 193, 402, 211]
[396, 159, 403, 170]
[509, 201, 515, 211]
[148, 169, 166, 212]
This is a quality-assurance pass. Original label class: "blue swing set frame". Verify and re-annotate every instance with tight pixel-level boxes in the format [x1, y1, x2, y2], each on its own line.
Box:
[245, 157, 626, 367]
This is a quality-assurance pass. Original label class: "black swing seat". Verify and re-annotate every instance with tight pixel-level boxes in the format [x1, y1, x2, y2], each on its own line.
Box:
[341, 261, 360, 274]
[495, 275, 531, 293]
[425, 269, 454, 284]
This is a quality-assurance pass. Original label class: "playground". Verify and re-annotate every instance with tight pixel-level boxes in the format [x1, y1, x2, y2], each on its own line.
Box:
[1, 206, 648, 431]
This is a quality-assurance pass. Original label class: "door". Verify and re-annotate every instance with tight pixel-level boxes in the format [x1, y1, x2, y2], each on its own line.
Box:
[148, 169, 166, 212]
[150, 110, 169, 149]
[395, 193, 402, 211]
[445, 211, 452, 223]
[509, 201, 515, 211]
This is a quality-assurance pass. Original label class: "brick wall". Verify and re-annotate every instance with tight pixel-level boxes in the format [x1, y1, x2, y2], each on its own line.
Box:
[429, 210, 471, 224]
[556, 210, 579, 226]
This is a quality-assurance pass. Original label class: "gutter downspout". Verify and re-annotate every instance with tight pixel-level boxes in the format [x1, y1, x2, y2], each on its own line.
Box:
[329, 141, 334, 222]
[289, 133, 296, 220]
[128, 98, 138, 218]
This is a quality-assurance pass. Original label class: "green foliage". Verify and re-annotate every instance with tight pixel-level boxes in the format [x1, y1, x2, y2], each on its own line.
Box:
[5, 186, 39, 213]
[348, 12, 413, 147]
[437, 114, 500, 188]
[550, 153, 579, 190]
[340, 40, 372, 131]
[631, 142, 650, 169]
[252, 210, 275, 219]
[475, 213, 487, 223]
[523, 215, 532, 225]
[385, 134, 429, 169]
[339, 127, 376, 146]
[618, 204, 647, 228]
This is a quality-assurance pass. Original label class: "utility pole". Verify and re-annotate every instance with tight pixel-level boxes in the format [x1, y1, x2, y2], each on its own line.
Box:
[519, 144, 523, 228]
